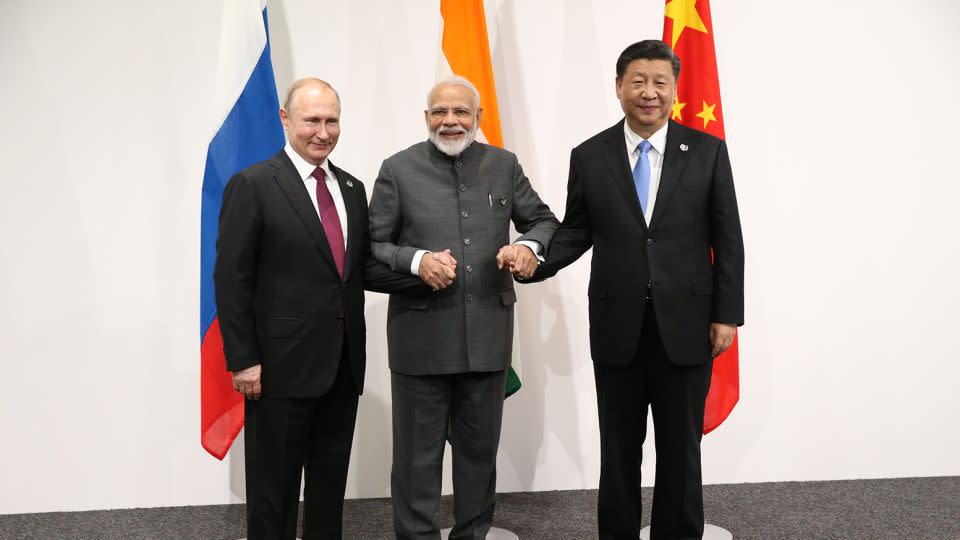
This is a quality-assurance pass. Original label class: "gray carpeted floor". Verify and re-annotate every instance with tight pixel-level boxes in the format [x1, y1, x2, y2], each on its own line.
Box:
[1, 477, 957, 539]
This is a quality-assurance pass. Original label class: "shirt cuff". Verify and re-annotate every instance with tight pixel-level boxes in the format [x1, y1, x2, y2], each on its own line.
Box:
[410, 249, 429, 275]
[515, 240, 544, 262]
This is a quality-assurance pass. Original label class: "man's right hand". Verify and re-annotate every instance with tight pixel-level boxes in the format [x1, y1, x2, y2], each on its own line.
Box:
[232, 364, 262, 400]
[418, 249, 458, 291]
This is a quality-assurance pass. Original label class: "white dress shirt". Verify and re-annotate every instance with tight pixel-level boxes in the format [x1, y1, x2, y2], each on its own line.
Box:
[284, 143, 349, 249]
[624, 121, 668, 225]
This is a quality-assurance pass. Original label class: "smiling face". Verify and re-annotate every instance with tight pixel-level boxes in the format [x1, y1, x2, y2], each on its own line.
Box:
[280, 83, 341, 166]
[616, 58, 677, 139]
[424, 83, 481, 156]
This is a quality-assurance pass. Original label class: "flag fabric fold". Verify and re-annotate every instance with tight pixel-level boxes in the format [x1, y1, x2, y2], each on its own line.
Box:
[438, 0, 521, 397]
[663, 0, 739, 434]
[200, 0, 284, 460]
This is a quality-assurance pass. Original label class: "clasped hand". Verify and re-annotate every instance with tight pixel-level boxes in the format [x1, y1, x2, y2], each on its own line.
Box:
[496, 244, 538, 279]
[419, 249, 458, 291]
[418, 244, 538, 290]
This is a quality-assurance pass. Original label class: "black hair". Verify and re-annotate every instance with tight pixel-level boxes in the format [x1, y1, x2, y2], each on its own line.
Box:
[615, 40, 681, 80]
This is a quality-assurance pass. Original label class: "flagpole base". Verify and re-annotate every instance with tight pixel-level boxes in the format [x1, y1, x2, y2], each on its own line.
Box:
[640, 524, 731, 539]
[440, 527, 519, 539]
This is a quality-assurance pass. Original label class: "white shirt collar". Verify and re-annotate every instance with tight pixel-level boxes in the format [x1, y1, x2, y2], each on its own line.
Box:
[284, 143, 332, 181]
[624, 120, 669, 156]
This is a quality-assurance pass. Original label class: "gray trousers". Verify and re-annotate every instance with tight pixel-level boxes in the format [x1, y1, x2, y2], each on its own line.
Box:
[390, 369, 507, 540]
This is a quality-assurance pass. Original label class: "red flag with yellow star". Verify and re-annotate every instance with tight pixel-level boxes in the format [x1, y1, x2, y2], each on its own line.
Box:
[663, 0, 738, 434]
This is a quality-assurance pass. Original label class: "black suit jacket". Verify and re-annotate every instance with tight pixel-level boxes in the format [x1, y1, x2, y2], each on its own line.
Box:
[535, 119, 744, 366]
[214, 150, 424, 398]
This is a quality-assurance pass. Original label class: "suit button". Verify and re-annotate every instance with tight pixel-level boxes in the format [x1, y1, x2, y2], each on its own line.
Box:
[466, 294, 474, 302]
[647, 238, 654, 246]
[337, 315, 344, 321]
[459, 184, 466, 191]
[463, 238, 471, 246]
[461, 210, 468, 218]
[466, 265, 473, 272]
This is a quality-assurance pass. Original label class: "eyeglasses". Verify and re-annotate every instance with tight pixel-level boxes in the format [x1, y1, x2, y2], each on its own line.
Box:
[427, 107, 474, 120]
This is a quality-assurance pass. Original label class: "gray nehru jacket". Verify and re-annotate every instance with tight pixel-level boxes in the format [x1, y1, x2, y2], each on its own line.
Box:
[369, 140, 558, 375]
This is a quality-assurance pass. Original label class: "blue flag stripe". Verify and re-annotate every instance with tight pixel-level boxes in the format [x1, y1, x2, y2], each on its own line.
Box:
[200, 8, 285, 339]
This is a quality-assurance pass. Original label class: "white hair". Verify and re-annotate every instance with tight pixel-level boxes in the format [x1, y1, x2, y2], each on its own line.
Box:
[426, 76, 481, 110]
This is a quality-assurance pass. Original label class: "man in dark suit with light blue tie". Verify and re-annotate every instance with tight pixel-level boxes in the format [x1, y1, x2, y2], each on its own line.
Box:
[530, 41, 745, 539]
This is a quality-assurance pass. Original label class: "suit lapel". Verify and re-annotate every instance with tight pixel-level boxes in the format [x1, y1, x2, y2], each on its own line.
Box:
[270, 151, 341, 277]
[649, 120, 692, 228]
[330, 162, 360, 280]
[600, 120, 647, 229]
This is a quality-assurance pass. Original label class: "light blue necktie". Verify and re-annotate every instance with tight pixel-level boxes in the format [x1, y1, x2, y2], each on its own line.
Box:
[632, 140, 653, 216]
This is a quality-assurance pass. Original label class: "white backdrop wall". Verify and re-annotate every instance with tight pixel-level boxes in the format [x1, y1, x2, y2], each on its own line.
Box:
[2, 0, 959, 514]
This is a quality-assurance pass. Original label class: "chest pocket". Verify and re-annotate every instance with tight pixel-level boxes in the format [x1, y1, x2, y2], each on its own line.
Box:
[488, 192, 511, 214]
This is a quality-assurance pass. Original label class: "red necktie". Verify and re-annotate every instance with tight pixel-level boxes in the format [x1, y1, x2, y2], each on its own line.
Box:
[312, 166, 345, 278]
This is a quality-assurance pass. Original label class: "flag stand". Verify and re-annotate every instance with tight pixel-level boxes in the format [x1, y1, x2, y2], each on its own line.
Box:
[640, 524, 732, 539]
[441, 527, 518, 539]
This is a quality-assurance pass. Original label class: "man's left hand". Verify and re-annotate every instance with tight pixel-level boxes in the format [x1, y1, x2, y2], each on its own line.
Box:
[709, 323, 736, 358]
[496, 244, 538, 279]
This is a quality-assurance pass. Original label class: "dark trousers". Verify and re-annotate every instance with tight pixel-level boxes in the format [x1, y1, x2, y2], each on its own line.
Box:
[244, 349, 359, 540]
[594, 302, 713, 540]
[390, 370, 507, 540]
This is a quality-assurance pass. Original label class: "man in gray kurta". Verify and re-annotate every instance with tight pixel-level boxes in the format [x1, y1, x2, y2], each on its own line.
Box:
[369, 77, 558, 539]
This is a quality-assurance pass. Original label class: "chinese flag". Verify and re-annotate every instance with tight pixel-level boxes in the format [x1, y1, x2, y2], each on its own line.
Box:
[663, 0, 739, 434]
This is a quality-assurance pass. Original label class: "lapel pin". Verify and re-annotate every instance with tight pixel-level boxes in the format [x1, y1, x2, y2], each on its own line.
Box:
[345, 179, 354, 188]
[680, 143, 689, 152]
[499, 196, 507, 206]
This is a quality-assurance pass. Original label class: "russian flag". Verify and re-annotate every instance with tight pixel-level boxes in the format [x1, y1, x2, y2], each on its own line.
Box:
[200, 0, 284, 460]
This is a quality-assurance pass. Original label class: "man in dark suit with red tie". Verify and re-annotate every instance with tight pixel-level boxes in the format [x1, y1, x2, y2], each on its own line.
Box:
[531, 41, 745, 539]
[214, 78, 430, 539]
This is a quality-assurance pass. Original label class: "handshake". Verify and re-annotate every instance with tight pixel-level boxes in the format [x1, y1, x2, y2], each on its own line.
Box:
[418, 244, 540, 291]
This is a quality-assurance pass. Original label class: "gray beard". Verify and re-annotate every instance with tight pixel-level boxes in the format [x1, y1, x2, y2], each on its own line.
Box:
[428, 126, 477, 156]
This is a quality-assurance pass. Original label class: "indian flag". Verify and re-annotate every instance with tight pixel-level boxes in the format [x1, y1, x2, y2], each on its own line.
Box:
[437, 0, 521, 397]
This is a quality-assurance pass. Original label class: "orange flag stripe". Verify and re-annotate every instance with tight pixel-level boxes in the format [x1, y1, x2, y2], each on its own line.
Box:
[440, 0, 503, 148]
